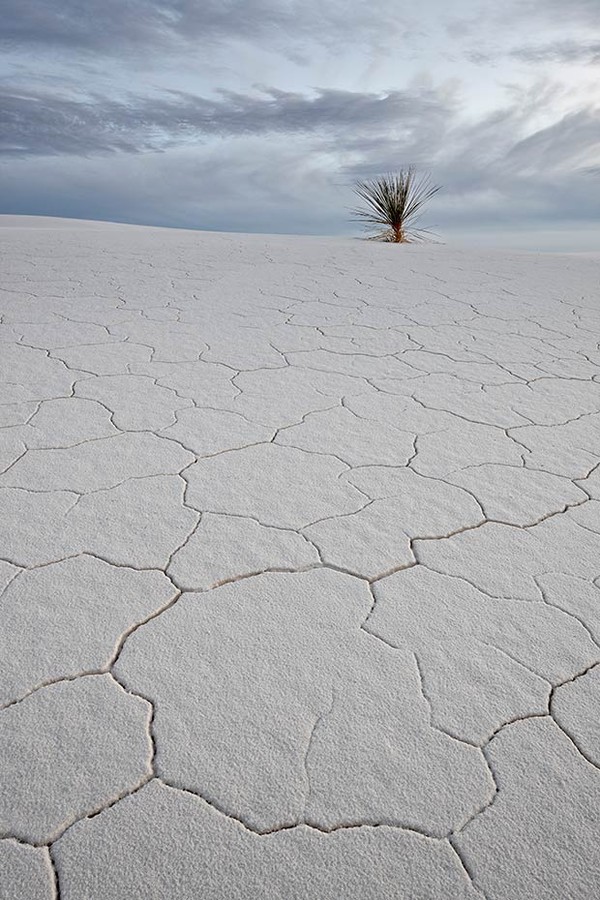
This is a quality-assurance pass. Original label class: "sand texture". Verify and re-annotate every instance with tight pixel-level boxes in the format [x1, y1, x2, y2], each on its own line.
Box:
[1, 216, 599, 898]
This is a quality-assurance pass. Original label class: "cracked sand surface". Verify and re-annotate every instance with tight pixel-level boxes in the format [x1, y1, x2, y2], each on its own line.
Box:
[0, 216, 599, 898]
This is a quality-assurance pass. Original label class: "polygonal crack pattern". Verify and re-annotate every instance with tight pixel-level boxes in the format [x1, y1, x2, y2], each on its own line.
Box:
[1, 220, 600, 899]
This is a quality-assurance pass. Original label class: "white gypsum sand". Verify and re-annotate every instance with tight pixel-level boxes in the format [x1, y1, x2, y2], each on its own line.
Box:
[1, 215, 599, 899]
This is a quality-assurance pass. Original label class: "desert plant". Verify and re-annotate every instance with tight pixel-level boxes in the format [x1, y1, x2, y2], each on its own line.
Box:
[352, 168, 441, 243]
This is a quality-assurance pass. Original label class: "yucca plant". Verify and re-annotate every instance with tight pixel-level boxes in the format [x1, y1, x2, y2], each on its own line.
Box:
[352, 168, 441, 243]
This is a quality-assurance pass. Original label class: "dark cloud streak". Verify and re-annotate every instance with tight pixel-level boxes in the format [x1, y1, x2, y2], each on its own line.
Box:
[0, 85, 451, 158]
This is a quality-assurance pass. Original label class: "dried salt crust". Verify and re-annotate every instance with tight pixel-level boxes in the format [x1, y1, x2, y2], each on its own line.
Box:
[1, 216, 599, 899]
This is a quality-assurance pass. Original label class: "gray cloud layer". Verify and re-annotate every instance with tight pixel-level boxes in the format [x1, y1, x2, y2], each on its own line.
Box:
[1, 0, 405, 53]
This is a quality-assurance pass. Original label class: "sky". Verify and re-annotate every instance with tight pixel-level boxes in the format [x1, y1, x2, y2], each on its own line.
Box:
[1, 0, 599, 249]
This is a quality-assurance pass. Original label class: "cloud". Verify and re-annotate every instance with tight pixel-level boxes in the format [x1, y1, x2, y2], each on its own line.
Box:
[0, 84, 453, 159]
[0, 137, 347, 234]
[1, 0, 408, 55]
[503, 109, 600, 174]
[512, 41, 600, 65]
[447, 0, 600, 67]
[526, 0, 600, 27]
